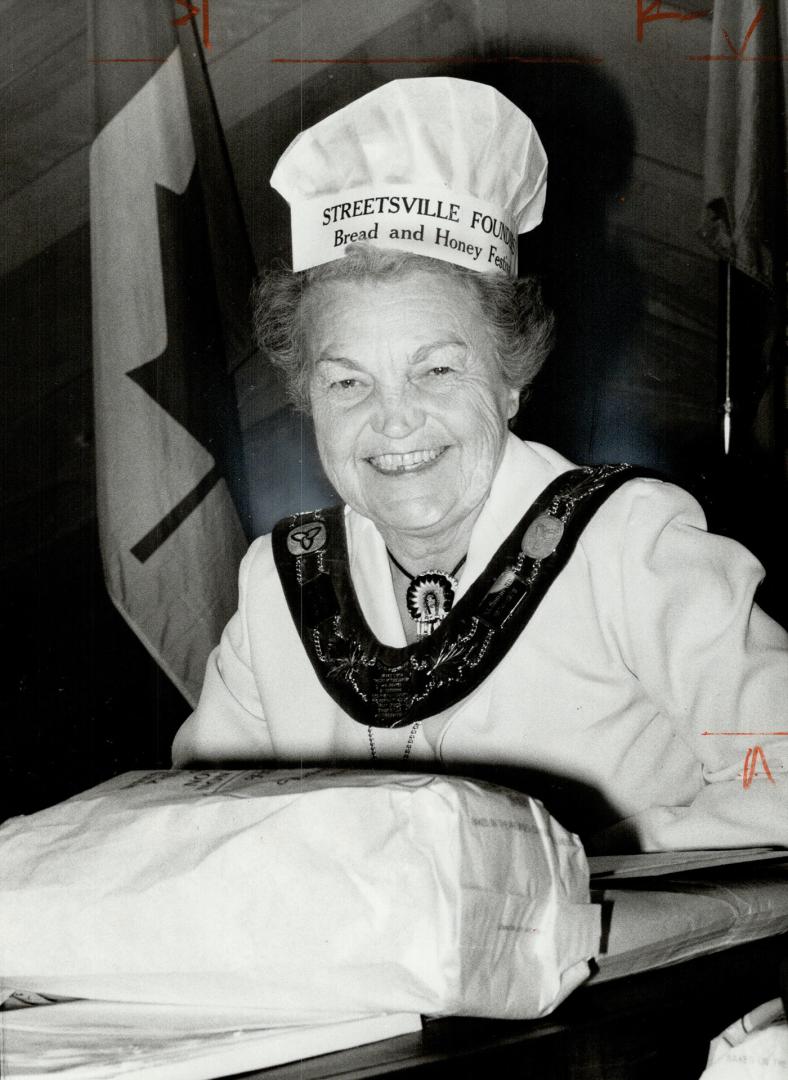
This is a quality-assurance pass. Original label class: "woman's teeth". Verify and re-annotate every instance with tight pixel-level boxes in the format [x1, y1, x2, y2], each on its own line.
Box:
[368, 447, 446, 473]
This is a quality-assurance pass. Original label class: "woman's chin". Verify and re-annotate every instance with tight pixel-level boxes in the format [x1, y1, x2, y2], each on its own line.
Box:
[368, 495, 458, 539]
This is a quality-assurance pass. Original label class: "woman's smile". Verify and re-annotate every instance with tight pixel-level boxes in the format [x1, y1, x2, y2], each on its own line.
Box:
[365, 446, 449, 475]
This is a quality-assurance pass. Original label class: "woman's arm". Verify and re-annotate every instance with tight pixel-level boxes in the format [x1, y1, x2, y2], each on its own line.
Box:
[591, 479, 787, 851]
[172, 538, 275, 767]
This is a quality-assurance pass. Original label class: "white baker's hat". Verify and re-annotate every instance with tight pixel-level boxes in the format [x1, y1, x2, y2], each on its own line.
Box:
[270, 77, 547, 278]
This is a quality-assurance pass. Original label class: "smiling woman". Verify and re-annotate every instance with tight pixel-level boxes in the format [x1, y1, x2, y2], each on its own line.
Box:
[254, 246, 554, 591]
[171, 77, 788, 854]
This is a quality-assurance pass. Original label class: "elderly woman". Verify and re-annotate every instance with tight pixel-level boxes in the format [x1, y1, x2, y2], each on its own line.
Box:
[172, 77, 788, 852]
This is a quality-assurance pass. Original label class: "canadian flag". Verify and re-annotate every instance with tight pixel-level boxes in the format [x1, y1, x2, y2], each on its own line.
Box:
[89, 2, 255, 705]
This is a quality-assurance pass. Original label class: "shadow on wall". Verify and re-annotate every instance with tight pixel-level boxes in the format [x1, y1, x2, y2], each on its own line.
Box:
[244, 409, 335, 535]
[432, 53, 644, 467]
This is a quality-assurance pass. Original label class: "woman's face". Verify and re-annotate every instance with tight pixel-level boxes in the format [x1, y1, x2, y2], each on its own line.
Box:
[304, 269, 519, 543]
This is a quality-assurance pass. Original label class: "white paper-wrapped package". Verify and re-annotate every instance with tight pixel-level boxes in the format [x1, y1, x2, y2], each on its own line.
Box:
[0, 768, 600, 1023]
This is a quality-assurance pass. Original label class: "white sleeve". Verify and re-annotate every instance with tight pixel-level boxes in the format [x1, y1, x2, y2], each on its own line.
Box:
[592, 479, 788, 851]
[171, 538, 275, 767]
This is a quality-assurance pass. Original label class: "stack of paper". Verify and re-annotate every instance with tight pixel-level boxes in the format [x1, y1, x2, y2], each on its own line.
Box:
[0, 768, 599, 1021]
[588, 847, 786, 882]
[0, 1000, 421, 1080]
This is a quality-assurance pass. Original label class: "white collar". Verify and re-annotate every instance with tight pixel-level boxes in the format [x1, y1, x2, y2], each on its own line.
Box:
[345, 435, 575, 647]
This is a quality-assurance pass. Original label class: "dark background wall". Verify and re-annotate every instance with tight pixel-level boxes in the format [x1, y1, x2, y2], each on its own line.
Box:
[1, 0, 785, 821]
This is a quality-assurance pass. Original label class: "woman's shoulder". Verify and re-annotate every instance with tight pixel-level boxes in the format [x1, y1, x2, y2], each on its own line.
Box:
[244, 531, 273, 562]
[235, 532, 276, 595]
[510, 438, 714, 572]
[516, 437, 704, 522]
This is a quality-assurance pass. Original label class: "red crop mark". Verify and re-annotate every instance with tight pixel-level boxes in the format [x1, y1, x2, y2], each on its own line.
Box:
[722, 3, 764, 56]
[687, 3, 786, 60]
[636, 0, 711, 44]
[172, 0, 211, 48]
[270, 54, 604, 66]
[702, 731, 788, 736]
[742, 745, 776, 789]
[88, 57, 169, 63]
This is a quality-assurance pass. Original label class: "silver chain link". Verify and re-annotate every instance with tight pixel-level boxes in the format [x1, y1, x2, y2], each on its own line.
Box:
[367, 720, 421, 762]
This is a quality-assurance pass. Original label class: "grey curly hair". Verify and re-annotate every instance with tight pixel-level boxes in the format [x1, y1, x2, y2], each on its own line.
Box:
[252, 244, 554, 412]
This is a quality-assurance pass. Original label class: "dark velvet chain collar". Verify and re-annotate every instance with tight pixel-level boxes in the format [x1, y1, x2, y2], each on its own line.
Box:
[272, 464, 649, 728]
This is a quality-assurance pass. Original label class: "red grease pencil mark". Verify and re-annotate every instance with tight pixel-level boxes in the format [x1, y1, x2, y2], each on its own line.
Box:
[172, 0, 211, 49]
[702, 731, 788, 736]
[722, 3, 764, 56]
[636, 0, 710, 44]
[89, 57, 170, 63]
[742, 745, 776, 789]
[687, 56, 788, 61]
[270, 55, 604, 66]
[687, 3, 786, 60]
[90, 0, 211, 61]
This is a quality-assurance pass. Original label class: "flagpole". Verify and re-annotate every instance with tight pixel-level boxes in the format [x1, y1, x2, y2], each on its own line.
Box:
[722, 261, 732, 457]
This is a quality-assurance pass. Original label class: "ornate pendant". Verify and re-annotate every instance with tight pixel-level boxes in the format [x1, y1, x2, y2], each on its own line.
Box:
[405, 572, 458, 637]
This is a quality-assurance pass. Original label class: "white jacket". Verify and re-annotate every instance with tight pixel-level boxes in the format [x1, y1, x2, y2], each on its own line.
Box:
[172, 436, 788, 851]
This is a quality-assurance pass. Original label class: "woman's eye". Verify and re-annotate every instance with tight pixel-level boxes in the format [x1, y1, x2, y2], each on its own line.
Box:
[331, 378, 360, 390]
[428, 366, 453, 377]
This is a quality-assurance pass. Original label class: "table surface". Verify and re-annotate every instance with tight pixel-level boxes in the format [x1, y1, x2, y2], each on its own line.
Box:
[228, 933, 788, 1080]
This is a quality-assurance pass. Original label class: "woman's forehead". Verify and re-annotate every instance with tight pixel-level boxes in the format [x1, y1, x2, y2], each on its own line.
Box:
[302, 270, 486, 348]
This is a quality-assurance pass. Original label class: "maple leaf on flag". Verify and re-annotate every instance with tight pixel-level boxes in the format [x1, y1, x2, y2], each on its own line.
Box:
[127, 174, 247, 563]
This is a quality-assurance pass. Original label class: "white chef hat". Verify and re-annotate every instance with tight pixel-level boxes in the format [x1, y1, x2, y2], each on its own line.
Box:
[270, 77, 547, 278]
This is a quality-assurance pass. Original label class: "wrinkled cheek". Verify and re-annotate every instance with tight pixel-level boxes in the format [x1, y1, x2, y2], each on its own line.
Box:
[317, 440, 365, 503]
[461, 401, 509, 484]
[313, 410, 343, 467]
[322, 450, 354, 492]
[473, 395, 509, 446]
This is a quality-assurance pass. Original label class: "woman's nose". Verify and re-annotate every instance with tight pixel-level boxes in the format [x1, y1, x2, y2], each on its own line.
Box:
[369, 386, 424, 439]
